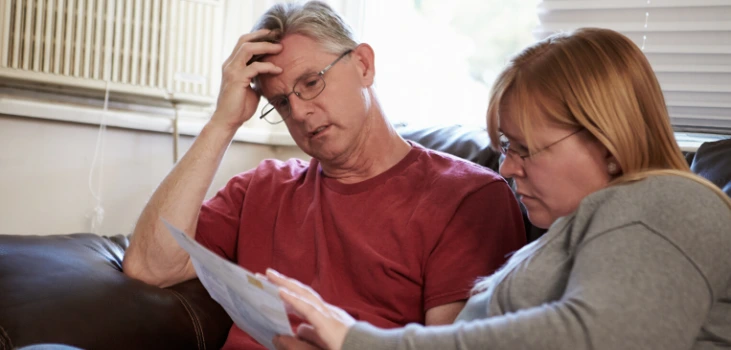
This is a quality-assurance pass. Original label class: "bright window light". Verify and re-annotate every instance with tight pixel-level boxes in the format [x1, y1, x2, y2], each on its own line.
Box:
[360, 0, 539, 128]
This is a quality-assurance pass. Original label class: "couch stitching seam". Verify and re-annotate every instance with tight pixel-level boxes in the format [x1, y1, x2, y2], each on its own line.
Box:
[0, 325, 13, 350]
[171, 290, 205, 350]
[171, 290, 206, 350]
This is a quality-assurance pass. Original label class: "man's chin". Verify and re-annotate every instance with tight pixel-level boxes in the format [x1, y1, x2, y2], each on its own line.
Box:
[309, 143, 347, 164]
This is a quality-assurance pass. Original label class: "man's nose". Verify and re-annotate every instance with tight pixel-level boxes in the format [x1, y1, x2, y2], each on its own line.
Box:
[287, 94, 314, 122]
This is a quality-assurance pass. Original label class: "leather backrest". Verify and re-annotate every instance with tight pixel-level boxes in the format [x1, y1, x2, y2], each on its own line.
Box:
[398, 125, 731, 241]
[691, 138, 731, 197]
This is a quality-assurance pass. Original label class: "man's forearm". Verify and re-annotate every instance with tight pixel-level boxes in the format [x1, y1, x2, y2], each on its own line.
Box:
[123, 121, 237, 287]
[424, 301, 466, 326]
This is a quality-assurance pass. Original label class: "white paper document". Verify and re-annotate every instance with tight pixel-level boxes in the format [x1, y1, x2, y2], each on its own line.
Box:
[162, 219, 294, 350]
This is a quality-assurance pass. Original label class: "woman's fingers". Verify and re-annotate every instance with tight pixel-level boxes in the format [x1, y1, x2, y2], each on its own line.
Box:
[267, 269, 354, 350]
[297, 324, 329, 349]
[279, 288, 327, 327]
[273, 335, 323, 350]
[256, 271, 305, 316]
[267, 269, 324, 304]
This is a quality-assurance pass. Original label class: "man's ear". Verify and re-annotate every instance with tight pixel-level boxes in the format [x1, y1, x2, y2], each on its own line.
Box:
[350, 43, 375, 87]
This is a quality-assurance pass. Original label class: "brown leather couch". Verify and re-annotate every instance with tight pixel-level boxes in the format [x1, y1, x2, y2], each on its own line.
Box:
[1, 125, 729, 350]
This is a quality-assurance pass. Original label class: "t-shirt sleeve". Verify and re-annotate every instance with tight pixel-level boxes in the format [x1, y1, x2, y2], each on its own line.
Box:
[195, 171, 253, 261]
[423, 180, 526, 310]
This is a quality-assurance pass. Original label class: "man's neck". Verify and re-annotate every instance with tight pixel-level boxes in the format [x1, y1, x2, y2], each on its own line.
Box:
[320, 106, 411, 185]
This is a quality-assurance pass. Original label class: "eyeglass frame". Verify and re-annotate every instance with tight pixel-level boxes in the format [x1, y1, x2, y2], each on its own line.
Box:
[499, 128, 585, 161]
[259, 49, 353, 124]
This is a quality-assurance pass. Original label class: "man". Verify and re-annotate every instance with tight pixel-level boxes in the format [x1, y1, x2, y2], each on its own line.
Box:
[123, 1, 525, 349]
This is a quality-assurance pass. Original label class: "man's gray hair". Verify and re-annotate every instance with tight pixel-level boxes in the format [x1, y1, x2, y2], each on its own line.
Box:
[253, 1, 358, 54]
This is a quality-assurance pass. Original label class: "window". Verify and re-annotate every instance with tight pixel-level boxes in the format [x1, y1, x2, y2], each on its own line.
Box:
[359, 0, 540, 128]
[537, 0, 731, 134]
[6, 0, 726, 144]
[0, 0, 224, 105]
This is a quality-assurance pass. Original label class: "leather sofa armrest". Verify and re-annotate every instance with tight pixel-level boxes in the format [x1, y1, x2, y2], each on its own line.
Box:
[0, 233, 231, 350]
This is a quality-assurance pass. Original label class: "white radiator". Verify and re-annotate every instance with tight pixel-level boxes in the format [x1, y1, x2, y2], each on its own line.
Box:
[0, 0, 223, 105]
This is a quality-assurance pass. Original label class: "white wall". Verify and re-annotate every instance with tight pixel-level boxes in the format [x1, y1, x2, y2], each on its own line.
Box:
[0, 114, 307, 236]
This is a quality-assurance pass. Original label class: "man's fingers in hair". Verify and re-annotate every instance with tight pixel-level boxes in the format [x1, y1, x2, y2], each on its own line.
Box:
[223, 29, 268, 68]
[222, 61, 282, 86]
[237, 41, 284, 67]
[223, 29, 281, 69]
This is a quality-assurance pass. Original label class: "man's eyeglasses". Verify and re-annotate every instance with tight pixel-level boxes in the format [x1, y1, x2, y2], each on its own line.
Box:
[499, 128, 584, 161]
[259, 49, 353, 124]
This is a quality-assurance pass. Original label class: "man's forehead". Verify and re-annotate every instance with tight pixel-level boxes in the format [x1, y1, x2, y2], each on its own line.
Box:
[259, 35, 326, 97]
[259, 56, 315, 98]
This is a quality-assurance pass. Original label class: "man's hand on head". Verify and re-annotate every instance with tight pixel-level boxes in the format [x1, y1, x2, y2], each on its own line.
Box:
[246, 30, 282, 66]
[210, 29, 283, 133]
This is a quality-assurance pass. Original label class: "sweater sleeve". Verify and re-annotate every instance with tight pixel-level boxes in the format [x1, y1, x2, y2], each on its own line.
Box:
[342, 223, 712, 350]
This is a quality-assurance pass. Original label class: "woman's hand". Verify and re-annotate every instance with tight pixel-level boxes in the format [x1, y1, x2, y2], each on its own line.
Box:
[273, 334, 324, 350]
[266, 269, 356, 350]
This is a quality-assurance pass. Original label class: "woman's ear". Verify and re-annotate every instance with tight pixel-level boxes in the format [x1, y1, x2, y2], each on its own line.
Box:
[605, 150, 622, 175]
[350, 43, 376, 87]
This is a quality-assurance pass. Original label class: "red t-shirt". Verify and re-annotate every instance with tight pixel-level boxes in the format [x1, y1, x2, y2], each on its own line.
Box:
[195, 143, 525, 349]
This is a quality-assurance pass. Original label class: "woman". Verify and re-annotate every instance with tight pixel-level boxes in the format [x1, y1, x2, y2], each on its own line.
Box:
[266, 28, 731, 350]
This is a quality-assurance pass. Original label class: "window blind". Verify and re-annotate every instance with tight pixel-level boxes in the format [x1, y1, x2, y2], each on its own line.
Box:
[536, 0, 731, 133]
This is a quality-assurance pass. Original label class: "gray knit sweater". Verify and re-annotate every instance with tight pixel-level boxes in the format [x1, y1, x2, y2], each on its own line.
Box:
[343, 175, 731, 350]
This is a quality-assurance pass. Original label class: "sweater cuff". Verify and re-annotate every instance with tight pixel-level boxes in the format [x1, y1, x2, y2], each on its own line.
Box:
[342, 322, 405, 350]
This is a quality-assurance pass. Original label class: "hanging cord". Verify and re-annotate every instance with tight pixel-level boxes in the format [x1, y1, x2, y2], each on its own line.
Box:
[88, 81, 110, 233]
[168, 91, 180, 163]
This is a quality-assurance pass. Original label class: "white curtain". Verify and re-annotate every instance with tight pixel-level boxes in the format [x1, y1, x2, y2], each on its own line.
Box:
[537, 0, 731, 133]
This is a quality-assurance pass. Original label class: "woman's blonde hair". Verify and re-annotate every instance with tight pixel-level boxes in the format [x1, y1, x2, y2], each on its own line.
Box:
[487, 27, 730, 206]
[475, 27, 730, 294]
